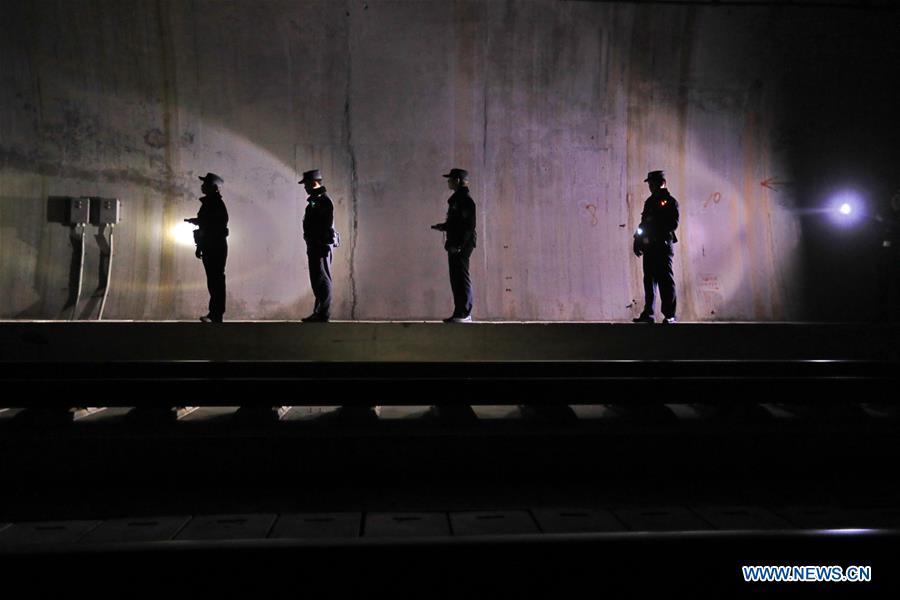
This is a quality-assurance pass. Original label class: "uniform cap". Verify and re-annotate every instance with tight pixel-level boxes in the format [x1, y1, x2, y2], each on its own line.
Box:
[198, 172, 224, 185]
[299, 169, 323, 184]
[442, 168, 469, 180]
[644, 170, 666, 182]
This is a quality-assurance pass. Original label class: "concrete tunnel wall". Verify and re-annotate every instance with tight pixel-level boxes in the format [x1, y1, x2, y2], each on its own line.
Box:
[1, 0, 885, 322]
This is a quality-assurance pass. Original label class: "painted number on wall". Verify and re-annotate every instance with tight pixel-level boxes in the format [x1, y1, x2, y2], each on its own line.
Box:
[703, 192, 722, 209]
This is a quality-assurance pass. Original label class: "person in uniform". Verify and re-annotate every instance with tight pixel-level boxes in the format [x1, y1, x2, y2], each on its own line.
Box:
[186, 172, 229, 323]
[431, 168, 477, 323]
[632, 170, 679, 324]
[300, 169, 338, 322]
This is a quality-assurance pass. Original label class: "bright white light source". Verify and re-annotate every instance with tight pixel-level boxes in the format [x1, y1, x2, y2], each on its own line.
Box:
[171, 221, 197, 247]
[636, 227, 643, 235]
[827, 190, 865, 227]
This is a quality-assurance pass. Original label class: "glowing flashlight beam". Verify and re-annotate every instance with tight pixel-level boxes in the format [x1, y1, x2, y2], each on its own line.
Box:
[171, 221, 198, 247]
[826, 190, 864, 227]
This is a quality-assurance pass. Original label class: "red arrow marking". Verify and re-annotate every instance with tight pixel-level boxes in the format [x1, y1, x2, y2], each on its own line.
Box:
[761, 178, 791, 191]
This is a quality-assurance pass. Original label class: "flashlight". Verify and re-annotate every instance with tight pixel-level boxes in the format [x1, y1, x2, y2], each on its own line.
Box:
[826, 190, 865, 227]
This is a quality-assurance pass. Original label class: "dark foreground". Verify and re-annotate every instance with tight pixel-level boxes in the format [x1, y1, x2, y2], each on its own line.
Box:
[0, 321, 897, 596]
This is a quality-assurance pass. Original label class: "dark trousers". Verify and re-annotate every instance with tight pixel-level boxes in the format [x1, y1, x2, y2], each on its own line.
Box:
[448, 245, 474, 317]
[308, 247, 333, 317]
[641, 242, 676, 318]
[202, 242, 227, 320]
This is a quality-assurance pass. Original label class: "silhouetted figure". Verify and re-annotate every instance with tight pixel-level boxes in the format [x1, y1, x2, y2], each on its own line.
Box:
[186, 172, 228, 323]
[431, 168, 476, 323]
[875, 190, 900, 321]
[633, 170, 679, 324]
[300, 169, 338, 322]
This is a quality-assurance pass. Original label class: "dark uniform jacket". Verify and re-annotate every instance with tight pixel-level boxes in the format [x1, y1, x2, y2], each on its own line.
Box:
[638, 190, 679, 244]
[303, 187, 336, 249]
[194, 193, 229, 249]
[443, 186, 477, 250]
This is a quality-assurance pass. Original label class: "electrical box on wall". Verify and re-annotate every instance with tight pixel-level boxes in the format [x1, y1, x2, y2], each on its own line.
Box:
[89, 197, 121, 225]
[67, 197, 89, 224]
